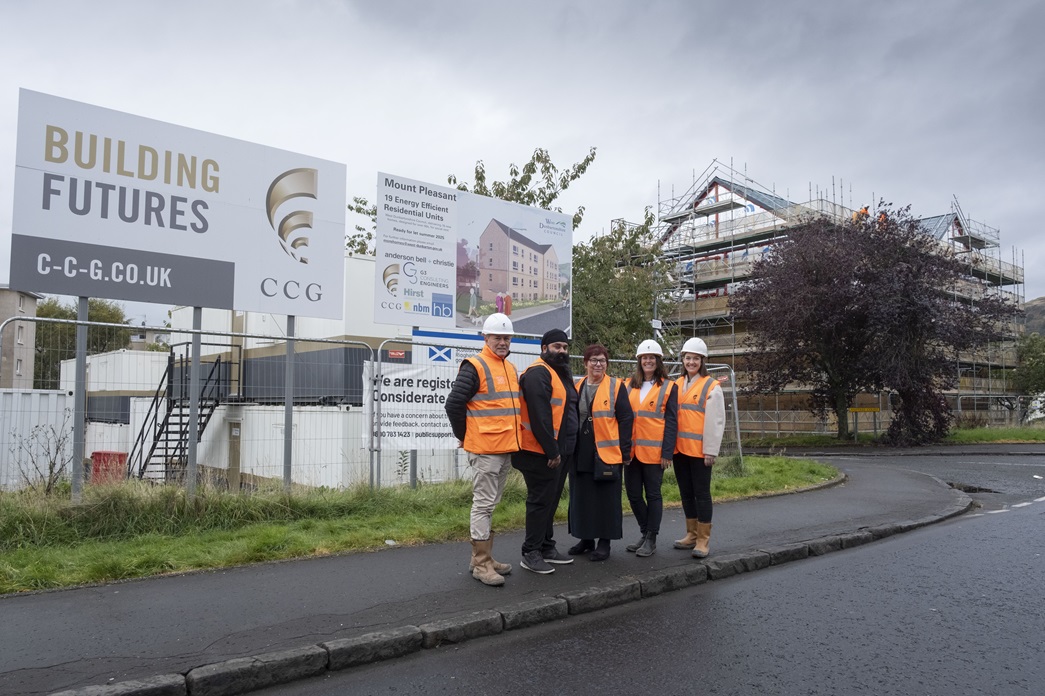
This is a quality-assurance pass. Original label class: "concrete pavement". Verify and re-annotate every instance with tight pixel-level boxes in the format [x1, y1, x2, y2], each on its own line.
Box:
[1, 455, 985, 695]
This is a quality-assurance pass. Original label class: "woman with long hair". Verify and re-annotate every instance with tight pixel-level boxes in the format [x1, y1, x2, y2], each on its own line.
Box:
[624, 340, 678, 557]
[672, 337, 725, 559]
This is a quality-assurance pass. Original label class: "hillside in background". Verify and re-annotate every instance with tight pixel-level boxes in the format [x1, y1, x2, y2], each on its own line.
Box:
[1024, 296, 1045, 335]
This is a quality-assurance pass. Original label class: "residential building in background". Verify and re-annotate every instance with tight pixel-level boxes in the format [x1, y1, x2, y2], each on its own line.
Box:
[0, 285, 42, 389]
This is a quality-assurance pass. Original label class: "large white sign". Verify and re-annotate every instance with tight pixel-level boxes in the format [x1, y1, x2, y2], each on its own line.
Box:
[10, 90, 346, 319]
[374, 172, 573, 336]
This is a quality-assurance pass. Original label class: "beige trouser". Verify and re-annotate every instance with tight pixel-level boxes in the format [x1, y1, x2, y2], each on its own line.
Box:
[468, 451, 512, 540]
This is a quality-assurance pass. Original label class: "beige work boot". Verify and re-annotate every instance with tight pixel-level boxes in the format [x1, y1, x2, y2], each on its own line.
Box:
[469, 535, 512, 575]
[471, 539, 505, 587]
[673, 518, 699, 550]
[691, 522, 713, 559]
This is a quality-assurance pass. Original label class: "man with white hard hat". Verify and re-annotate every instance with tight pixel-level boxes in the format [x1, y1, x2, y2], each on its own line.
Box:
[444, 313, 521, 587]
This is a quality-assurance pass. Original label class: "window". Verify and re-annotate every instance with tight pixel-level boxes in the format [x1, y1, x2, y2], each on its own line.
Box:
[489, 242, 494, 250]
[16, 325, 23, 344]
[15, 359, 22, 376]
[488, 257, 493, 266]
[488, 273, 493, 281]
[18, 295, 24, 312]
[513, 245, 518, 255]
[512, 277, 518, 286]
[512, 260, 518, 270]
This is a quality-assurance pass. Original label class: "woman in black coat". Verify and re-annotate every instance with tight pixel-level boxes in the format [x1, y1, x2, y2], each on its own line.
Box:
[568, 344, 634, 561]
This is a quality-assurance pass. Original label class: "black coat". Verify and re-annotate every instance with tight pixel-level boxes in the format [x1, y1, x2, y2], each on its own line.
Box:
[516, 358, 579, 463]
[444, 361, 480, 443]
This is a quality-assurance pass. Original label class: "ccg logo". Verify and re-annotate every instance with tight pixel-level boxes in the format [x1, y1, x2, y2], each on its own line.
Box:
[382, 261, 417, 297]
[266, 168, 318, 264]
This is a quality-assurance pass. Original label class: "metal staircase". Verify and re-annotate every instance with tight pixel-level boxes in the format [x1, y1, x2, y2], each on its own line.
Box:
[128, 352, 228, 480]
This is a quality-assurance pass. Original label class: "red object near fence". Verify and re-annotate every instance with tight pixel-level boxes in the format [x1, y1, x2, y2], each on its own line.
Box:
[90, 451, 127, 484]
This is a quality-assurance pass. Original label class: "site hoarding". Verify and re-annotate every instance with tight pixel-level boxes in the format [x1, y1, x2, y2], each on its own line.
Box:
[373, 172, 573, 337]
[10, 90, 346, 319]
[364, 330, 541, 449]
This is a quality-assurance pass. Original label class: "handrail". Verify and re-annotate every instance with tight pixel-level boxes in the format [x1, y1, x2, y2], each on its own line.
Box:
[128, 355, 173, 478]
[131, 354, 226, 479]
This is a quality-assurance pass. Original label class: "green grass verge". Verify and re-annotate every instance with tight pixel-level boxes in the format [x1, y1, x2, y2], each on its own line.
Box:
[942, 426, 1045, 443]
[0, 455, 836, 594]
[743, 424, 1045, 448]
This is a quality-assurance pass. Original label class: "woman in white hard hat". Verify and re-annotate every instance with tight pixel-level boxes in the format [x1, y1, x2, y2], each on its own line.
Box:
[672, 337, 725, 558]
[624, 340, 678, 557]
[568, 344, 634, 561]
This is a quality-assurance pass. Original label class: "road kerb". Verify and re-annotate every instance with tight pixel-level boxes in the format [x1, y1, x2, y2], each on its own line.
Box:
[419, 609, 503, 648]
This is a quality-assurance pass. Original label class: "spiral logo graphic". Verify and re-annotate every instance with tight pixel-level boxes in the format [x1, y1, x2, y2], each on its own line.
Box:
[382, 264, 399, 296]
[266, 168, 318, 264]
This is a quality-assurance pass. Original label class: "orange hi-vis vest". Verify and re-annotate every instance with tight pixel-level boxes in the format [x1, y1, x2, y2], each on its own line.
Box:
[577, 375, 624, 464]
[674, 374, 719, 458]
[629, 380, 675, 463]
[462, 346, 521, 454]
[519, 358, 565, 454]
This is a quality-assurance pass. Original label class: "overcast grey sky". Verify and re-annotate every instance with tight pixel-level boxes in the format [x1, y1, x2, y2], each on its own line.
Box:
[2, 0, 1042, 324]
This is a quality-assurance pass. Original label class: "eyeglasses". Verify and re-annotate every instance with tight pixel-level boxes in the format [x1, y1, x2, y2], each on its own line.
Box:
[588, 358, 607, 365]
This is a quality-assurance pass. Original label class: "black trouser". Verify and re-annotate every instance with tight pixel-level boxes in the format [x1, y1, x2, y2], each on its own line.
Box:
[673, 452, 713, 522]
[513, 452, 569, 555]
[624, 461, 664, 535]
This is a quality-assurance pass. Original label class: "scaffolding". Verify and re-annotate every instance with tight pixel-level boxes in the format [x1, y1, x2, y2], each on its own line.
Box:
[649, 159, 1026, 428]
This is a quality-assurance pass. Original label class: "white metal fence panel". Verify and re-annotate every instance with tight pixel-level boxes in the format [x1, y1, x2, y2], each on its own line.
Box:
[0, 390, 74, 490]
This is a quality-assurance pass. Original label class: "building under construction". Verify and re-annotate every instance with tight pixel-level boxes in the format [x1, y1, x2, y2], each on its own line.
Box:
[652, 160, 1025, 435]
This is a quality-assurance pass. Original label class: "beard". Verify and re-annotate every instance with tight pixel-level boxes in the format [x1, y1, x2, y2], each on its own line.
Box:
[543, 350, 569, 367]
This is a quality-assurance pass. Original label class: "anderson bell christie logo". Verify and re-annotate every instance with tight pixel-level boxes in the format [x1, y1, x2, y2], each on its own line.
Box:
[266, 168, 318, 264]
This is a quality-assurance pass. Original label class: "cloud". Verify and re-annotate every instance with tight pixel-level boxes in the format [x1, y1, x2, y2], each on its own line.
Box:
[1, 0, 1042, 319]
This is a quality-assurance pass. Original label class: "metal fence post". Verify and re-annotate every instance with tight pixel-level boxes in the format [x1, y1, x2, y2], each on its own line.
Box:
[186, 307, 202, 499]
[71, 297, 88, 503]
[284, 315, 295, 493]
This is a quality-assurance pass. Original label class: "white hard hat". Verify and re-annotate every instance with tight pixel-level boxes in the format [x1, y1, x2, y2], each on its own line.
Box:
[636, 339, 663, 357]
[482, 313, 514, 336]
[681, 337, 708, 357]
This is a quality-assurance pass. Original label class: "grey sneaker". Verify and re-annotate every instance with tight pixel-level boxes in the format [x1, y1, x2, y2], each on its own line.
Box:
[521, 550, 555, 574]
[542, 547, 574, 565]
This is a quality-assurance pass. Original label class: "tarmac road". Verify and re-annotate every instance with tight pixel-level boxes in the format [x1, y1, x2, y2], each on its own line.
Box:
[265, 490, 1045, 696]
[0, 448, 1031, 695]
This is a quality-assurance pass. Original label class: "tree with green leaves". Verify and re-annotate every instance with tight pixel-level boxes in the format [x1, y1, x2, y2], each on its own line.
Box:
[34, 298, 131, 389]
[446, 146, 597, 231]
[571, 210, 678, 359]
[346, 147, 597, 254]
[1013, 333, 1045, 396]
[731, 204, 1020, 444]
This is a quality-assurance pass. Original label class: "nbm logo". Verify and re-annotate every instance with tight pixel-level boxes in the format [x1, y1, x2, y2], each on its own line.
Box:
[431, 293, 453, 318]
[429, 346, 452, 362]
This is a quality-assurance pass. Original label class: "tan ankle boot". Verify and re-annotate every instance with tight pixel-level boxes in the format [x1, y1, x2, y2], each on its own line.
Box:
[673, 518, 699, 549]
[691, 522, 712, 558]
[471, 539, 505, 586]
[469, 536, 512, 575]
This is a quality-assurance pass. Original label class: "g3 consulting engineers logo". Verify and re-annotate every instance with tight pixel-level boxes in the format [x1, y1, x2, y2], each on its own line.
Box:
[378, 261, 451, 317]
[261, 167, 322, 302]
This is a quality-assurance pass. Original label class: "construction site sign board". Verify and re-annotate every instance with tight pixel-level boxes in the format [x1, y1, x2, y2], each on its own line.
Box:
[9, 89, 346, 319]
[374, 172, 572, 335]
